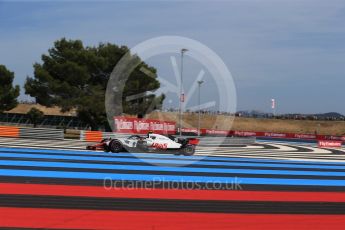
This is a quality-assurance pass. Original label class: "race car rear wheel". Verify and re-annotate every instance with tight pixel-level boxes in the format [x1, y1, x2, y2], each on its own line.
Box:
[182, 144, 195, 156]
[110, 140, 123, 153]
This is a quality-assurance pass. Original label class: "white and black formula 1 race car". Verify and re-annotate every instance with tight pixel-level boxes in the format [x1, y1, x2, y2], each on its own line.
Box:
[86, 133, 200, 156]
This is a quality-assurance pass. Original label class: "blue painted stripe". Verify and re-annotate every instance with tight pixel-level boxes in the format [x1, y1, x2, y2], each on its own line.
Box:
[0, 169, 344, 186]
[1, 160, 345, 177]
[0, 152, 345, 171]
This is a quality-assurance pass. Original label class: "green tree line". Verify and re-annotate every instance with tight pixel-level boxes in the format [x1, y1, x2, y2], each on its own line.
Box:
[1, 38, 164, 130]
[0, 65, 20, 113]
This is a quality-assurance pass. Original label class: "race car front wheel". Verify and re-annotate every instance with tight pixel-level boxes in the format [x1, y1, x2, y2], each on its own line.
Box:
[182, 144, 195, 156]
[110, 140, 123, 153]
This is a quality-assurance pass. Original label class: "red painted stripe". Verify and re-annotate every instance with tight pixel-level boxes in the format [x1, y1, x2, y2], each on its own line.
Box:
[1, 183, 345, 202]
[1, 207, 345, 229]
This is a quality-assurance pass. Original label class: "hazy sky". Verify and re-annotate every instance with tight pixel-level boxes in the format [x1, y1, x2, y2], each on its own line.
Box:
[0, 0, 344, 114]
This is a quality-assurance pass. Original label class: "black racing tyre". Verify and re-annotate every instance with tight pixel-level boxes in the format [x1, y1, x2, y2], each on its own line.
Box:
[109, 140, 123, 153]
[182, 144, 195, 156]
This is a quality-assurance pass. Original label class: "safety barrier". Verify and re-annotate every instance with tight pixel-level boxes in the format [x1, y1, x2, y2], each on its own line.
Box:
[185, 129, 345, 143]
[80, 131, 103, 142]
[80, 130, 129, 142]
[232, 130, 345, 143]
[0, 126, 64, 140]
[0, 126, 19, 137]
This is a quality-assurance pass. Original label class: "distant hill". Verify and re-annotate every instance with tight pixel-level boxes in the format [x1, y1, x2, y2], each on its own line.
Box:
[237, 110, 344, 119]
[284, 112, 344, 119]
[314, 112, 344, 119]
[236, 110, 271, 118]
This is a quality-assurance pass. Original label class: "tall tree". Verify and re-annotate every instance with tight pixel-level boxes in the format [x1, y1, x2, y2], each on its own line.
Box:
[27, 107, 44, 128]
[25, 38, 164, 130]
[0, 65, 20, 113]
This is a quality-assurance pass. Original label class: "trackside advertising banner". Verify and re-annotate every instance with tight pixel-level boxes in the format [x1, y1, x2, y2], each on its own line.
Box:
[318, 140, 342, 148]
[233, 130, 345, 144]
[232, 130, 344, 142]
[114, 116, 176, 134]
[179, 128, 199, 135]
[201, 129, 230, 136]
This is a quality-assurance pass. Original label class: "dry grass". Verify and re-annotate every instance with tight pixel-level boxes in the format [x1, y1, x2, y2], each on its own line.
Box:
[147, 111, 345, 135]
[6, 104, 77, 116]
[231, 117, 345, 135]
